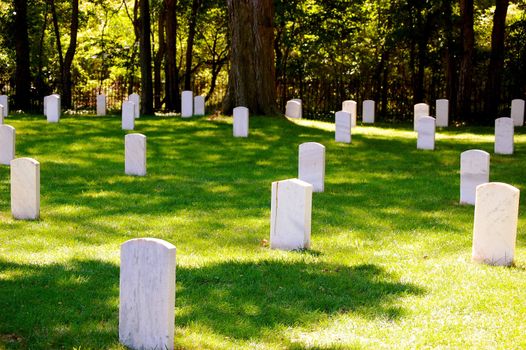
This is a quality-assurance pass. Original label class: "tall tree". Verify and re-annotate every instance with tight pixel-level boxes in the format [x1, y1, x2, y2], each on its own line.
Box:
[13, 0, 31, 111]
[184, 0, 202, 91]
[222, 0, 277, 115]
[139, 0, 154, 114]
[484, 0, 510, 119]
[164, 0, 179, 111]
[457, 0, 475, 119]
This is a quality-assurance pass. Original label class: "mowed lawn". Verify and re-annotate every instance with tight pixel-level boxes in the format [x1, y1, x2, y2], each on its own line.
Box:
[0, 113, 525, 349]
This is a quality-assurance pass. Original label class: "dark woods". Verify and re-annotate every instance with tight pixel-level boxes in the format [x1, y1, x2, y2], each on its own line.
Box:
[0, 0, 525, 124]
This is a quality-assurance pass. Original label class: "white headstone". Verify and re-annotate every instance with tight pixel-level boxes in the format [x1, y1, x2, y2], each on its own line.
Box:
[335, 111, 351, 143]
[298, 142, 325, 192]
[494, 117, 514, 155]
[10, 157, 40, 220]
[181, 91, 193, 118]
[122, 101, 135, 130]
[119, 238, 176, 350]
[46, 95, 61, 123]
[194, 96, 205, 116]
[436, 99, 449, 127]
[233, 106, 249, 137]
[97, 94, 107, 116]
[417, 116, 435, 150]
[510, 99, 524, 126]
[0, 125, 15, 165]
[472, 182, 520, 266]
[285, 100, 302, 119]
[414, 103, 429, 131]
[342, 100, 357, 127]
[362, 100, 375, 124]
[43, 95, 49, 116]
[460, 150, 490, 205]
[128, 93, 140, 118]
[270, 178, 312, 250]
[125, 134, 146, 176]
[0, 104, 4, 124]
[0, 95, 8, 117]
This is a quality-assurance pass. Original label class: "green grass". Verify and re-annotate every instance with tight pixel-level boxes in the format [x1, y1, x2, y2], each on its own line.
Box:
[0, 113, 525, 349]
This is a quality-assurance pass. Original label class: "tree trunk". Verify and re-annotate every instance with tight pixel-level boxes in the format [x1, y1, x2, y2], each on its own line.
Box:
[139, 0, 154, 114]
[165, 0, 180, 111]
[13, 0, 31, 111]
[222, 0, 277, 115]
[484, 0, 509, 120]
[457, 0, 475, 120]
[443, 0, 457, 119]
[184, 0, 201, 91]
[154, 5, 166, 110]
[62, 0, 79, 109]
[50, 0, 64, 92]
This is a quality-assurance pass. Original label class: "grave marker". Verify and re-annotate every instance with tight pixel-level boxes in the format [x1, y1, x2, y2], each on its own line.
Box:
[436, 99, 449, 127]
[494, 117, 514, 155]
[417, 116, 435, 150]
[0, 104, 4, 124]
[335, 111, 351, 143]
[0, 95, 7, 117]
[414, 103, 429, 131]
[97, 94, 107, 116]
[122, 101, 135, 130]
[511, 99, 524, 126]
[194, 96, 205, 116]
[181, 91, 193, 118]
[285, 100, 302, 119]
[11, 157, 40, 220]
[0, 125, 15, 165]
[233, 106, 249, 137]
[298, 142, 325, 192]
[460, 150, 490, 205]
[342, 100, 357, 127]
[128, 93, 140, 118]
[46, 95, 61, 123]
[362, 100, 375, 124]
[125, 134, 146, 176]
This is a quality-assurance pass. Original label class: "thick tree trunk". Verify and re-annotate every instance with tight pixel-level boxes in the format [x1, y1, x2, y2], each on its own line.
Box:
[184, 0, 201, 91]
[139, 0, 154, 114]
[154, 5, 166, 110]
[62, 0, 79, 109]
[165, 0, 180, 111]
[13, 0, 31, 111]
[222, 0, 277, 115]
[457, 0, 475, 120]
[50, 0, 64, 91]
[484, 0, 509, 119]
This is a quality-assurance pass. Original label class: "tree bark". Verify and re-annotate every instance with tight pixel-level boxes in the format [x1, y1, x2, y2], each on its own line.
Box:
[457, 0, 475, 120]
[13, 0, 32, 111]
[484, 0, 509, 120]
[222, 0, 277, 115]
[164, 0, 180, 111]
[184, 0, 201, 91]
[139, 0, 154, 114]
[62, 0, 79, 109]
[154, 4, 166, 109]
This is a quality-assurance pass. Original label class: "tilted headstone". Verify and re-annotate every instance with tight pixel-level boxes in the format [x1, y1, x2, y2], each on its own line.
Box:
[122, 101, 135, 130]
[233, 106, 249, 137]
[285, 99, 302, 119]
[342, 100, 357, 127]
[335, 111, 351, 143]
[97, 94, 107, 116]
[11, 157, 40, 220]
[298, 142, 325, 192]
[511, 99, 525, 126]
[472, 182, 520, 266]
[46, 95, 61, 123]
[194, 96, 205, 116]
[0, 95, 8, 117]
[494, 117, 514, 155]
[436, 99, 449, 127]
[125, 133, 146, 176]
[119, 238, 176, 350]
[417, 116, 435, 150]
[270, 178, 312, 250]
[414, 103, 429, 131]
[362, 100, 375, 124]
[181, 91, 193, 118]
[460, 150, 490, 205]
[0, 104, 4, 124]
[128, 93, 140, 118]
[0, 125, 15, 165]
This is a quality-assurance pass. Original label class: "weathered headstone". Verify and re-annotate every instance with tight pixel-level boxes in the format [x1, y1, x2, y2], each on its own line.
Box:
[0, 125, 15, 165]
[417, 116, 435, 150]
[494, 117, 514, 155]
[460, 150, 490, 205]
[11, 157, 40, 220]
[285, 99, 302, 119]
[335, 111, 351, 143]
[128, 93, 140, 118]
[194, 96, 205, 116]
[342, 100, 357, 127]
[122, 101, 135, 131]
[472, 182, 520, 266]
[233, 106, 249, 137]
[181, 91, 193, 118]
[97, 94, 107, 116]
[0, 95, 8, 117]
[362, 100, 375, 124]
[46, 95, 61, 123]
[414, 103, 429, 131]
[298, 142, 325, 192]
[436, 99, 449, 127]
[125, 134, 146, 176]
[270, 178, 312, 250]
[0, 104, 4, 124]
[119, 238, 176, 350]
[511, 99, 524, 126]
